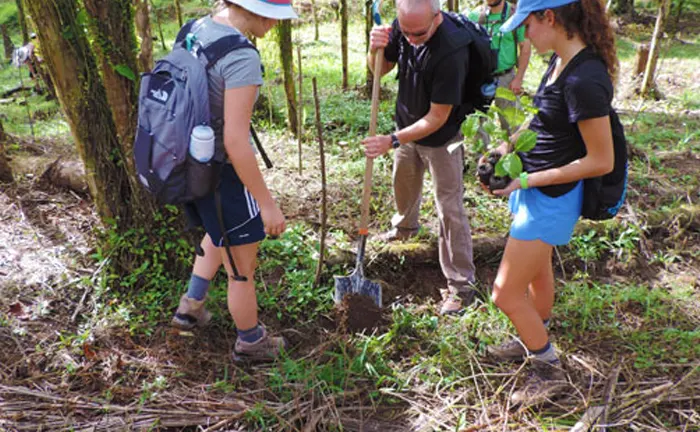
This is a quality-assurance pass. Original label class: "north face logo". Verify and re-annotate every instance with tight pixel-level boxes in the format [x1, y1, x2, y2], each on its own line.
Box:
[150, 89, 169, 102]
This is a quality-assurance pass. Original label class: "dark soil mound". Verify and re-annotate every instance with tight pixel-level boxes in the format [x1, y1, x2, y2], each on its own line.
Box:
[336, 293, 383, 333]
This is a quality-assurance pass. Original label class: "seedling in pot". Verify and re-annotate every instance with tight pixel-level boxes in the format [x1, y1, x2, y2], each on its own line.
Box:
[462, 88, 539, 191]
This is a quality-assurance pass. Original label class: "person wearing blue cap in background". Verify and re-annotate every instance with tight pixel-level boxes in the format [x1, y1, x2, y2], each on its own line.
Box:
[482, 0, 620, 405]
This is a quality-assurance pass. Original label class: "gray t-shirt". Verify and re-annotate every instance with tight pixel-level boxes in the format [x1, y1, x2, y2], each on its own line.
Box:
[188, 16, 263, 161]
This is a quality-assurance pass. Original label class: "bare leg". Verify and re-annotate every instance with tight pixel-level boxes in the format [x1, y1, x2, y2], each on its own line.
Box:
[220, 242, 259, 331]
[527, 247, 554, 322]
[192, 234, 222, 280]
[492, 237, 553, 350]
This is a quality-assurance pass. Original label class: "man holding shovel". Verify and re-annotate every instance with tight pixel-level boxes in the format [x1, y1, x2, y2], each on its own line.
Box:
[362, 0, 477, 315]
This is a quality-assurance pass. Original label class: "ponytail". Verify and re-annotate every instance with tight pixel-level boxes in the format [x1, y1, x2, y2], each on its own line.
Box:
[552, 0, 618, 84]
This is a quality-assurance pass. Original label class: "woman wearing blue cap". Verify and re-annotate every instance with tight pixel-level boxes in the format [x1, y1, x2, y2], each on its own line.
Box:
[483, 0, 619, 405]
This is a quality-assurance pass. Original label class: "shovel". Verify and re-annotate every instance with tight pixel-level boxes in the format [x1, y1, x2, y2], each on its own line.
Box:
[333, 1, 385, 308]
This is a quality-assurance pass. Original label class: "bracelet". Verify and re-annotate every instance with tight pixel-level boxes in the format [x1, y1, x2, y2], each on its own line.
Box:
[519, 172, 529, 189]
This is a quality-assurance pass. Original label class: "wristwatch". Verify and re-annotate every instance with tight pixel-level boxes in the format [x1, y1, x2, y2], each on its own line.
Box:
[390, 133, 400, 149]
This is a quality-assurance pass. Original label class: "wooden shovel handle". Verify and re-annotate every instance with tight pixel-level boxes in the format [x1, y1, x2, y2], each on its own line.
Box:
[359, 49, 384, 236]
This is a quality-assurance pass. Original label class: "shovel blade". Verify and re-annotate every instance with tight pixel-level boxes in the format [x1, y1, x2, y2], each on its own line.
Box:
[334, 268, 382, 308]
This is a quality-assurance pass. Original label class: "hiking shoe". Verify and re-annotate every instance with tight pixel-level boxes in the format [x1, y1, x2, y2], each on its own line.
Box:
[233, 326, 287, 363]
[439, 289, 477, 315]
[377, 227, 418, 242]
[171, 295, 211, 330]
[511, 360, 568, 406]
[487, 337, 528, 363]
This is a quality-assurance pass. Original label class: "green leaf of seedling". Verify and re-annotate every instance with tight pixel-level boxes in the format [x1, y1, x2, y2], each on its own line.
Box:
[482, 120, 497, 137]
[114, 64, 136, 81]
[498, 153, 523, 178]
[461, 115, 479, 139]
[515, 130, 537, 153]
[495, 86, 517, 102]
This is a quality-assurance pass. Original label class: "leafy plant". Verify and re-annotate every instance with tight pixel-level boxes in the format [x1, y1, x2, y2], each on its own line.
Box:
[462, 88, 539, 183]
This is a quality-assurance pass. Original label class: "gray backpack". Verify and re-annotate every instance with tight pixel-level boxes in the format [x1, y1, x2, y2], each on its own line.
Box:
[134, 19, 271, 281]
[134, 19, 269, 205]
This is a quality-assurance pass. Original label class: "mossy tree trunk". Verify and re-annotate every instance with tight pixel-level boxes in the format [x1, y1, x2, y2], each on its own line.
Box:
[25, 0, 136, 227]
[277, 21, 297, 135]
[134, 0, 154, 72]
[15, 0, 29, 44]
[82, 0, 158, 218]
[340, 0, 348, 90]
[0, 120, 13, 184]
[1, 24, 13, 60]
[83, 0, 139, 149]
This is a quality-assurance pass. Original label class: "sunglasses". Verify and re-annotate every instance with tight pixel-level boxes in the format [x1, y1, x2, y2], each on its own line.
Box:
[400, 13, 438, 38]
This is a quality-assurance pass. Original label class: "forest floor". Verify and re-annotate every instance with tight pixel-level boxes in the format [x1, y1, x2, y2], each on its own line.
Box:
[1, 9, 700, 432]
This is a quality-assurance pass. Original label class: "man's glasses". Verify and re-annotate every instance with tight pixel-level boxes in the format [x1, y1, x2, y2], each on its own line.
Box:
[400, 13, 438, 38]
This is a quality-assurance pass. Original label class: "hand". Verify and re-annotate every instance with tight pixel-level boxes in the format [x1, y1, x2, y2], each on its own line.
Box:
[362, 135, 392, 158]
[369, 25, 392, 52]
[509, 76, 524, 95]
[492, 178, 521, 197]
[259, 201, 286, 237]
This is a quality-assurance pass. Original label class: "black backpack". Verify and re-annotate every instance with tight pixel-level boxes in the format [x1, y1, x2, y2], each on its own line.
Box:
[446, 12, 499, 113]
[581, 109, 628, 220]
[556, 50, 628, 220]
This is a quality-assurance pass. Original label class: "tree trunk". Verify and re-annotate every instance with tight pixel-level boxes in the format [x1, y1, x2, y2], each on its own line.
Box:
[447, 0, 458, 12]
[25, 0, 135, 226]
[311, 0, 319, 41]
[340, 0, 348, 90]
[634, 43, 649, 76]
[673, 0, 685, 33]
[82, 0, 159, 223]
[16, 0, 30, 45]
[1, 24, 13, 60]
[150, 0, 167, 51]
[0, 120, 13, 184]
[83, 0, 139, 148]
[641, 0, 671, 97]
[173, 0, 183, 28]
[277, 21, 297, 135]
[134, 0, 154, 72]
[364, 0, 373, 99]
[297, 44, 303, 175]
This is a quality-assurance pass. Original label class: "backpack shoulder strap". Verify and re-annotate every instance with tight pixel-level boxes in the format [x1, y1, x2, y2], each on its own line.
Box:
[201, 34, 258, 71]
[175, 19, 198, 46]
[503, 3, 519, 61]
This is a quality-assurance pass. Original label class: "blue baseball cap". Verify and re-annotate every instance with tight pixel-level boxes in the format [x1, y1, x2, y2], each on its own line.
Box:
[500, 0, 579, 33]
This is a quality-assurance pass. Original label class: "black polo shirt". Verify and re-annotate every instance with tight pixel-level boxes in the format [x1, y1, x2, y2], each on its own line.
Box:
[384, 12, 472, 147]
[523, 48, 615, 197]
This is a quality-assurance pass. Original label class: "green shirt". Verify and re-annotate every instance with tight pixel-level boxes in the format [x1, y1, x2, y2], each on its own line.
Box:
[467, 4, 526, 74]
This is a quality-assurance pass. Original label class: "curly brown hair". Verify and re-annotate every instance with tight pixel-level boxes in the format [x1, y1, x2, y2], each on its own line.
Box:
[548, 0, 619, 84]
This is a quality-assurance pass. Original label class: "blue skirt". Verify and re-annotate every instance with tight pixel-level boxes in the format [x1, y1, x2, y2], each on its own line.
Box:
[508, 181, 583, 246]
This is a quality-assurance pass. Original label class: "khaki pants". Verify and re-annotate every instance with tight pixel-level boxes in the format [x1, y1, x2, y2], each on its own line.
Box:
[390, 135, 476, 294]
[478, 68, 517, 148]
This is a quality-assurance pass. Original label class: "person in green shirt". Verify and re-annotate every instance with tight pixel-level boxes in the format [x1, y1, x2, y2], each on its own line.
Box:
[467, 0, 532, 137]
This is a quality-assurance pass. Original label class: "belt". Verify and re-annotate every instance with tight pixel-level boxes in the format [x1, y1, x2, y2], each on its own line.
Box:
[495, 67, 514, 77]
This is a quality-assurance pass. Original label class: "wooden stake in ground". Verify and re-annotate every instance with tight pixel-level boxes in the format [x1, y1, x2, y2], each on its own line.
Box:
[297, 43, 303, 175]
[340, 0, 349, 90]
[641, 0, 671, 97]
[312, 78, 328, 287]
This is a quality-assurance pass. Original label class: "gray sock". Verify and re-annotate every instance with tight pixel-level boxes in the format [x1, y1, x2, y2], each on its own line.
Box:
[186, 274, 210, 301]
[532, 341, 559, 364]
